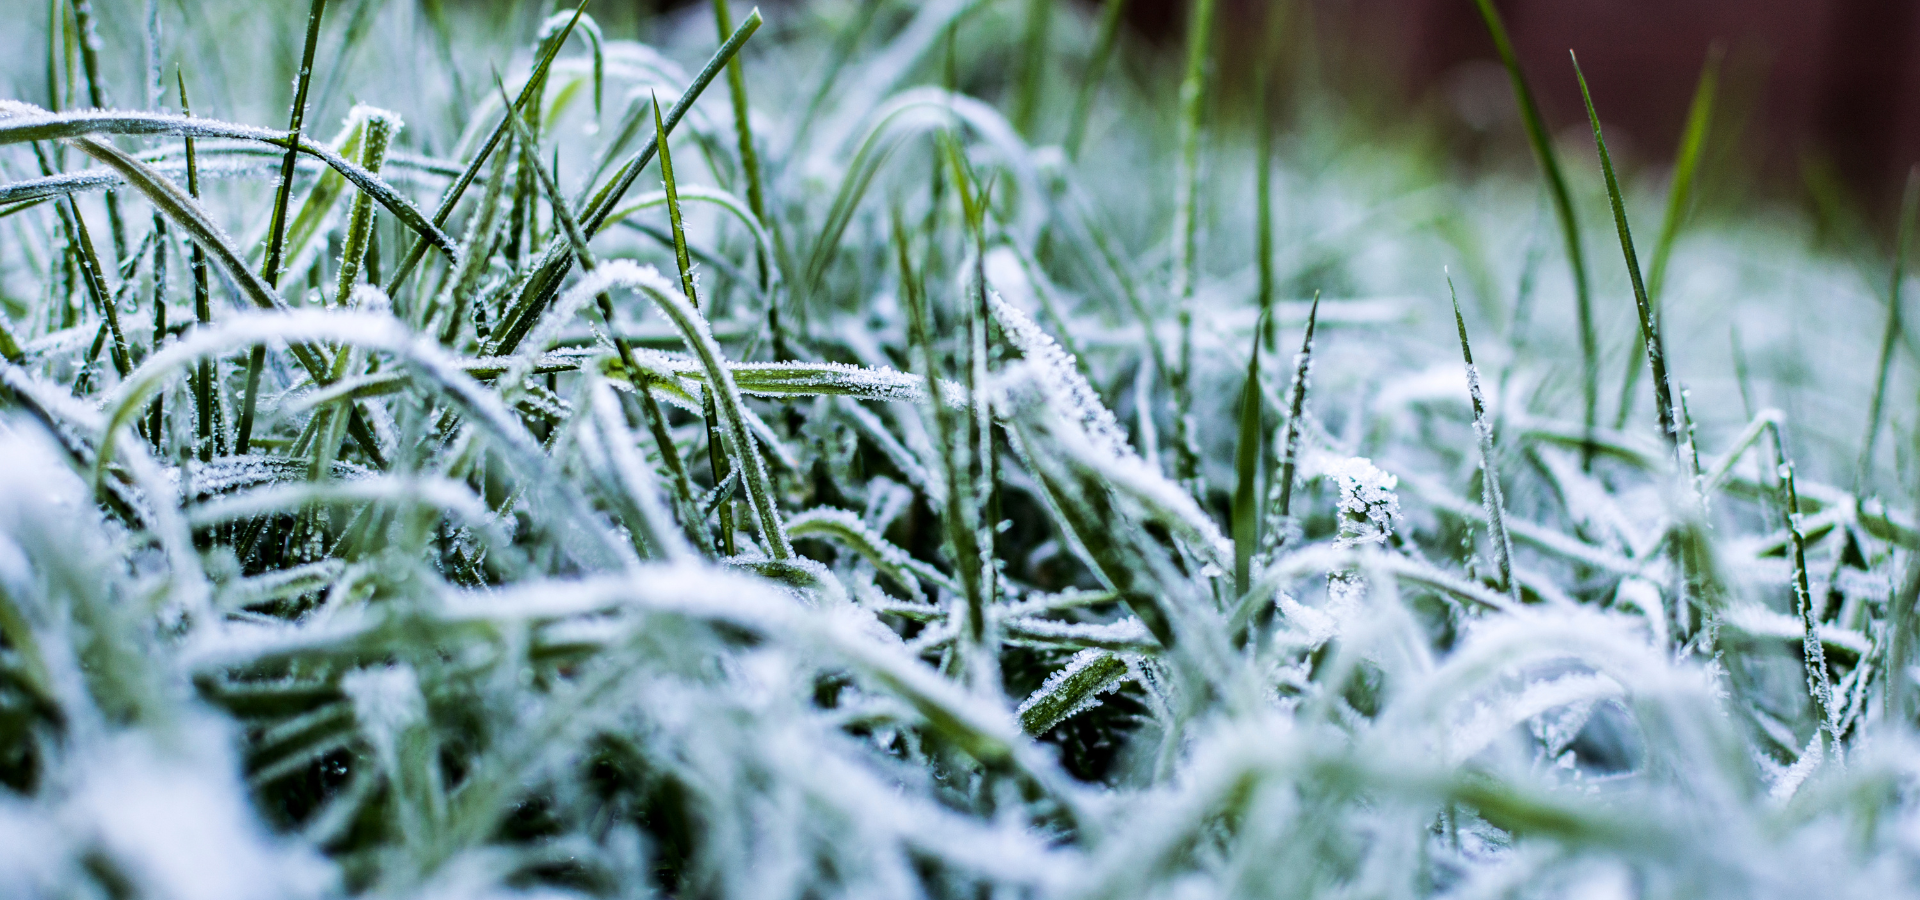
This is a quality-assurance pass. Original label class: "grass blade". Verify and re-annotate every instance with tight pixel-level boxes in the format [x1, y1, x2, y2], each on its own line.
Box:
[260, 0, 329, 290]
[1470, 0, 1596, 465]
[1617, 47, 1720, 428]
[1170, 0, 1218, 484]
[654, 91, 739, 555]
[1275, 291, 1319, 525]
[1232, 308, 1265, 598]
[489, 8, 763, 356]
[1573, 53, 1680, 457]
[382, 1, 591, 295]
[332, 108, 397, 306]
[1452, 274, 1518, 603]
[1859, 166, 1918, 487]
[1064, 0, 1127, 160]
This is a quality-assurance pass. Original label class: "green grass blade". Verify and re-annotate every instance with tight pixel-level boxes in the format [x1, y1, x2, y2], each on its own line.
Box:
[1232, 308, 1265, 597]
[1573, 52, 1680, 456]
[1169, 0, 1217, 484]
[1773, 424, 1837, 745]
[1470, 0, 1596, 464]
[1013, 0, 1053, 137]
[1617, 47, 1720, 429]
[653, 91, 738, 555]
[1064, 0, 1127, 160]
[713, 0, 766, 223]
[332, 110, 397, 306]
[179, 69, 221, 460]
[1452, 274, 1518, 603]
[1275, 291, 1318, 524]
[261, 0, 329, 290]
[383, 0, 592, 295]
[68, 0, 128, 263]
[488, 9, 762, 356]
[1860, 166, 1918, 487]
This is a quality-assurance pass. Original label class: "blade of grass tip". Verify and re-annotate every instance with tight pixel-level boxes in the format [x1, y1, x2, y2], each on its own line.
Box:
[1574, 53, 1680, 459]
[1275, 291, 1319, 528]
[1617, 45, 1720, 429]
[1170, 0, 1218, 485]
[1064, 0, 1128, 160]
[654, 90, 739, 556]
[1452, 273, 1518, 603]
[1471, 0, 1596, 466]
[179, 69, 219, 460]
[1233, 307, 1267, 598]
[1860, 166, 1919, 488]
[384, 0, 593, 296]
[1013, 0, 1054, 137]
[489, 9, 762, 357]
[69, 0, 128, 262]
[243, 0, 329, 455]
[1774, 424, 1838, 746]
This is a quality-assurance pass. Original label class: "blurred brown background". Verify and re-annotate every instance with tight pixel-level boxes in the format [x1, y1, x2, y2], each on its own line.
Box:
[1122, 0, 1920, 211]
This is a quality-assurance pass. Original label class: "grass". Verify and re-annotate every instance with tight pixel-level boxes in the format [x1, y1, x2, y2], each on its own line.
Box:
[0, 0, 1918, 897]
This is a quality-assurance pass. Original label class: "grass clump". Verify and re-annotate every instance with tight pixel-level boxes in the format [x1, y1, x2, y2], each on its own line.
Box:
[0, 1, 1918, 897]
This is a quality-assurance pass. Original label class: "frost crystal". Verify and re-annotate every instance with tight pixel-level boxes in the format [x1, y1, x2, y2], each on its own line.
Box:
[1326, 456, 1400, 548]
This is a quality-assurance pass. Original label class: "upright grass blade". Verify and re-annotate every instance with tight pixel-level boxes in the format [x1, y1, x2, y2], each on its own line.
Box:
[244, 0, 329, 454]
[1452, 275, 1518, 603]
[68, 0, 128, 263]
[1859, 167, 1918, 488]
[1470, 0, 1596, 464]
[1617, 47, 1720, 429]
[1254, 20, 1278, 354]
[1773, 423, 1837, 745]
[179, 70, 220, 460]
[261, 0, 329, 290]
[1013, 0, 1054, 137]
[712, 0, 766, 224]
[383, 0, 592, 296]
[1232, 309, 1266, 597]
[1169, 0, 1218, 484]
[1275, 292, 1318, 526]
[332, 109, 397, 306]
[58, 195, 130, 379]
[654, 93, 738, 556]
[894, 204, 988, 661]
[1574, 53, 1680, 457]
[1064, 0, 1127, 160]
